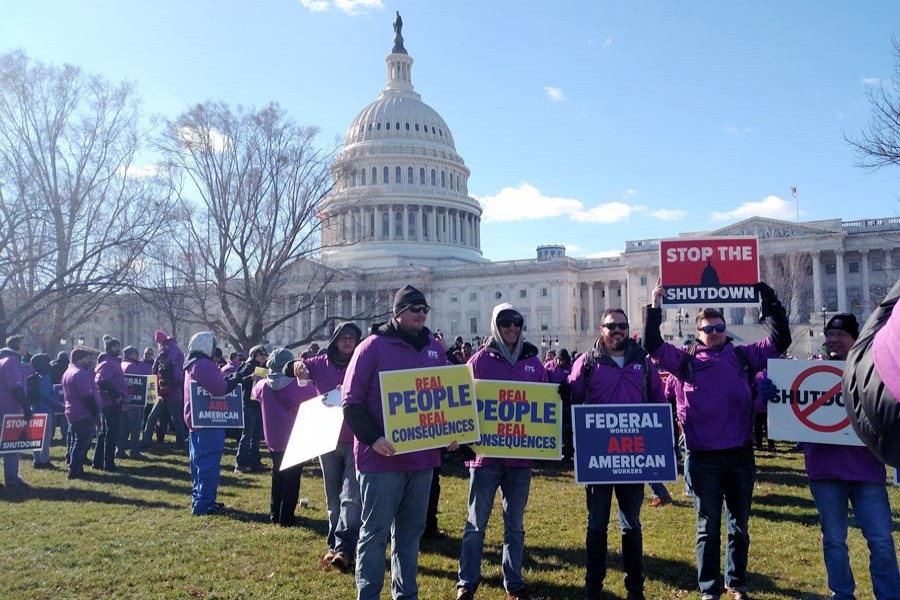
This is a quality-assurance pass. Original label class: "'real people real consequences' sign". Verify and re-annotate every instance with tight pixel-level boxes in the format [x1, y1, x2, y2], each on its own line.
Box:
[572, 404, 677, 485]
[767, 358, 863, 446]
[188, 382, 244, 429]
[472, 379, 562, 460]
[379, 364, 480, 455]
[659, 236, 760, 308]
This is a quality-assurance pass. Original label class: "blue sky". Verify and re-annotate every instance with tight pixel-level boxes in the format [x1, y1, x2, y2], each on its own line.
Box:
[2, 1, 899, 261]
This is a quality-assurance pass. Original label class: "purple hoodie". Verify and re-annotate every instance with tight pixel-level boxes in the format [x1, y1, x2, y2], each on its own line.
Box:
[183, 334, 228, 432]
[63, 363, 100, 422]
[95, 353, 128, 409]
[0, 348, 24, 415]
[467, 340, 547, 468]
[650, 338, 778, 451]
[255, 375, 317, 452]
[342, 330, 448, 473]
[545, 361, 571, 385]
[157, 337, 185, 399]
[569, 341, 664, 407]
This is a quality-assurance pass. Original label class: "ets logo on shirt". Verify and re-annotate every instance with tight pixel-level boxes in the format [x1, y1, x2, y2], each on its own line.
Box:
[524, 365, 536, 373]
[427, 350, 439, 359]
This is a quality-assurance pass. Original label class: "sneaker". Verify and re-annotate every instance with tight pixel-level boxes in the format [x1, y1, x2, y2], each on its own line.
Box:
[33, 462, 57, 470]
[506, 588, 530, 600]
[423, 527, 448, 540]
[234, 465, 252, 474]
[647, 496, 672, 507]
[321, 550, 336, 567]
[726, 589, 751, 600]
[456, 588, 475, 600]
[331, 552, 352, 573]
[7, 478, 30, 489]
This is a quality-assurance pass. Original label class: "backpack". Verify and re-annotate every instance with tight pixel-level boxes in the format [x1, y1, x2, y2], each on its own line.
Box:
[581, 348, 652, 403]
[678, 343, 758, 399]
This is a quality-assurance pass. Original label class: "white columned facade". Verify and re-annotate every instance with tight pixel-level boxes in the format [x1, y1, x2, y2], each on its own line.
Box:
[811, 251, 823, 311]
[836, 250, 847, 312]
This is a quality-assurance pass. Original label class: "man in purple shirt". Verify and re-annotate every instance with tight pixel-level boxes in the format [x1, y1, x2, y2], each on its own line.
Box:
[805, 314, 900, 599]
[0, 335, 31, 489]
[93, 338, 126, 472]
[644, 280, 790, 600]
[342, 285, 457, 600]
[62, 347, 100, 480]
[569, 308, 664, 600]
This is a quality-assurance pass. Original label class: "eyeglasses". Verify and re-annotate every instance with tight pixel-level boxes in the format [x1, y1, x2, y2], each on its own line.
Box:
[407, 305, 430, 314]
[337, 335, 358, 342]
[602, 322, 629, 331]
[698, 323, 727, 334]
[497, 317, 524, 328]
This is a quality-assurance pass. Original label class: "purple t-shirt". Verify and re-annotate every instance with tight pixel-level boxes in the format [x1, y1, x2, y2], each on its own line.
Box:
[305, 354, 353, 443]
[255, 377, 317, 452]
[466, 345, 547, 469]
[342, 332, 448, 473]
[63, 364, 100, 422]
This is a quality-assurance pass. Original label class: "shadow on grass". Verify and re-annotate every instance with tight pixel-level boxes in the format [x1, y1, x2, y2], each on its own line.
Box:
[0, 479, 181, 509]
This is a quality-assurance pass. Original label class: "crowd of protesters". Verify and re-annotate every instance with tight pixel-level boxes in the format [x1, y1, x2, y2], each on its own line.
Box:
[2, 279, 900, 600]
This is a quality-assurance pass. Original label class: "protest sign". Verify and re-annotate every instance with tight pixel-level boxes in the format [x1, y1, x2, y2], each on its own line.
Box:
[659, 236, 759, 307]
[188, 382, 244, 428]
[53, 384, 65, 414]
[472, 379, 561, 460]
[379, 364, 479, 454]
[124, 374, 151, 408]
[0, 413, 48, 453]
[767, 359, 863, 446]
[572, 404, 677, 485]
[281, 389, 344, 471]
[146, 375, 158, 404]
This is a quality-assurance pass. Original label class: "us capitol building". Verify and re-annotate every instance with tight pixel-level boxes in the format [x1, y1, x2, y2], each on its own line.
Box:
[98, 17, 900, 356]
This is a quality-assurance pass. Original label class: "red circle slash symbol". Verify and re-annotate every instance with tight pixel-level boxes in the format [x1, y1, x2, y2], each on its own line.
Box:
[789, 364, 847, 433]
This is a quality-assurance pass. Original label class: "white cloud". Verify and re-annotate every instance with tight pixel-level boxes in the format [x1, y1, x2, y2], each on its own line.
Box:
[602, 37, 614, 48]
[582, 249, 623, 259]
[710, 195, 801, 222]
[178, 126, 229, 152]
[117, 164, 158, 179]
[544, 86, 566, 102]
[299, 0, 383, 14]
[572, 202, 646, 224]
[861, 77, 882, 86]
[648, 208, 687, 220]
[474, 183, 583, 222]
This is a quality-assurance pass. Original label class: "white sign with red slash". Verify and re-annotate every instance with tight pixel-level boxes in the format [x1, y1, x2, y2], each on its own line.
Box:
[767, 359, 863, 446]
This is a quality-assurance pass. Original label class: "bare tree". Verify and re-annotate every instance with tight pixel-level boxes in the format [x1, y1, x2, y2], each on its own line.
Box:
[848, 38, 900, 171]
[157, 101, 374, 352]
[0, 50, 175, 351]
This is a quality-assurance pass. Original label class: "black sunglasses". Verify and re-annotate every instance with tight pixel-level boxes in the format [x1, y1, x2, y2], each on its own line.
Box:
[498, 317, 524, 328]
[602, 322, 629, 331]
[407, 305, 430, 314]
[698, 323, 727, 334]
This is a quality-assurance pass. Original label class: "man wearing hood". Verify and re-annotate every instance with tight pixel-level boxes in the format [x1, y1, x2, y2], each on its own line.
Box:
[0, 335, 32, 488]
[119, 346, 149, 460]
[255, 348, 317, 527]
[456, 303, 547, 600]
[29, 354, 64, 469]
[568, 309, 665, 600]
[62, 348, 100, 480]
[289, 322, 364, 570]
[93, 337, 127, 472]
[142, 330, 186, 450]
[643, 281, 791, 600]
[235, 344, 268, 473]
[803, 314, 900, 599]
[342, 285, 458, 600]
[182, 332, 248, 516]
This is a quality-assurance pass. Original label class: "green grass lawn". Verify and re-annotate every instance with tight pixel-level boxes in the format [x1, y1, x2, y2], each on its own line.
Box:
[1, 439, 898, 599]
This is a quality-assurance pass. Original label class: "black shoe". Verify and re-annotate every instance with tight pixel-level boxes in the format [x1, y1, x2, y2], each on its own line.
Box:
[422, 528, 448, 540]
[33, 462, 57, 470]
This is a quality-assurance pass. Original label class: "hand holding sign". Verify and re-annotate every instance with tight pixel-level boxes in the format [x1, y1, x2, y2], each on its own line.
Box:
[372, 437, 396, 457]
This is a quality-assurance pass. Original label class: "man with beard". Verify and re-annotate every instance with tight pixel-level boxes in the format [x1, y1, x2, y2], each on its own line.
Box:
[803, 314, 900, 599]
[568, 309, 664, 600]
[643, 281, 790, 600]
[93, 338, 126, 472]
[288, 322, 364, 571]
[0, 335, 32, 488]
[62, 348, 100, 480]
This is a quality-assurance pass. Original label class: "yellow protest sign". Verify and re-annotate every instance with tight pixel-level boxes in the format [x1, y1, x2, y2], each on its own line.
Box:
[379, 364, 479, 454]
[146, 375, 158, 404]
[473, 380, 562, 460]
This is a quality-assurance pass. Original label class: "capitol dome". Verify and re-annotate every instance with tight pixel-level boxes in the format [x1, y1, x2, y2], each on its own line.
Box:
[319, 15, 486, 269]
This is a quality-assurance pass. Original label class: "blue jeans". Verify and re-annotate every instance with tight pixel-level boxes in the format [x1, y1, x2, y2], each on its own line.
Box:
[688, 447, 755, 597]
[142, 396, 185, 445]
[189, 428, 226, 515]
[33, 412, 55, 465]
[320, 442, 362, 557]
[457, 464, 532, 594]
[92, 403, 121, 470]
[356, 468, 432, 600]
[809, 480, 900, 600]
[585, 483, 645, 594]
[269, 450, 303, 526]
[235, 400, 263, 468]
[119, 409, 142, 456]
[648, 482, 670, 499]
[2, 449, 19, 485]
[67, 417, 94, 478]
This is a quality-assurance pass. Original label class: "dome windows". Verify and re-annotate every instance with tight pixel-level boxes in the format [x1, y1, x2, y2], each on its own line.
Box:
[430, 169, 436, 186]
[372, 167, 377, 184]
[419, 168, 425, 185]
[367, 123, 372, 131]
[395, 166, 401, 183]
[395, 122, 400, 130]
[386, 122, 390, 130]
[383, 166, 389, 183]
[415, 124, 420, 131]
[407, 167, 413, 184]
[405, 123, 410, 131]
[376, 123, 381, 130]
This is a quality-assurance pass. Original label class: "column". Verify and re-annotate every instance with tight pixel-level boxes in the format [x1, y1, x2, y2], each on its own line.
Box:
[402, 205, 409, 241]
[388, 206, 395, 240]
[603, 281, 611, 312]
[430, 207, 438, 242]
[587, 282, 595, 332]
[860, 249, 870, 317]
[351, 290, 357, 322]
[836, 249, 847, 312]
[474, 217, 480, 249]
[811, 251, 823, 312]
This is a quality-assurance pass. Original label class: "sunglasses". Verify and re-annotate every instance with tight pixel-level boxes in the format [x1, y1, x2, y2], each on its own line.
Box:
[698, 323, 727, 334]
[406, 305, 430, 314]
[498, 317, 524, 328]
[602, 322, 629, 331]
